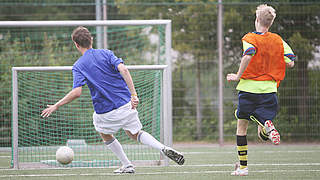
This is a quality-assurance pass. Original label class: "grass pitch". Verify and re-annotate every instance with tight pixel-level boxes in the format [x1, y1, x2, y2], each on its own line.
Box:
[1, 143, 320, 180]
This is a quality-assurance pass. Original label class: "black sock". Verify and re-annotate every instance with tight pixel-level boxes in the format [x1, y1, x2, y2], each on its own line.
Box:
[237, 135, 248, 169]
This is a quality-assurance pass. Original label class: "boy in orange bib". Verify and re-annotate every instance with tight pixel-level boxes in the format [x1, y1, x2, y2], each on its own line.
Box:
[227, 4, 295, 176]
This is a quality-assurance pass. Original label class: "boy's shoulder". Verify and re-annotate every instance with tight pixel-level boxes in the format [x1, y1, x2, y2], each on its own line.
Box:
[72, 57, 83, 69]
[242, 32, 283, 44]
[242, 32, 257, 41]
[267, 32, 283, 39]
[95, 48, 113, 54]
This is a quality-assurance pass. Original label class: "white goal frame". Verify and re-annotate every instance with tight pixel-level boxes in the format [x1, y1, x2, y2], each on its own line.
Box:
[6, 20, 172, 169]
[12, 65, 170, 169]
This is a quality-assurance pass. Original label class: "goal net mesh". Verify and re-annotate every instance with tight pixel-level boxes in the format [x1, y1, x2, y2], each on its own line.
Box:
[16, 67, 163, 168]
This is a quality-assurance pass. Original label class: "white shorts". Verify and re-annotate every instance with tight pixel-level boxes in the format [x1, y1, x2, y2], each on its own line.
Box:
[93, 102, 142, 135]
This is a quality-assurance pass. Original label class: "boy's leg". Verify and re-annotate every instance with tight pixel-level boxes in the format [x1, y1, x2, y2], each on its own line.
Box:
[137, 130, 185, 165]
[125, 130, 185, 165]
[231, 119, 249, 176]
[250, 115, 269, 141]
[137, 130, 165, 150]
[231, 92, 253, 176]
[126, 130, 165, 150]
[123, 106, 184, 165]
[257, 125, 269, 141]
[253, 93, 280, 145]
[251, 116, 280, 145]
[92, 104, 136, 173]
[100, 133, 134, 173]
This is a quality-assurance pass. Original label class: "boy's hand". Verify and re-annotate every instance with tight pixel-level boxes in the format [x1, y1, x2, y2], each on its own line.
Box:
[41, 104, 58, 117]
[286, 61, 294, 68]
[227, 73, 240, 81]
[131, 96, 139, 109]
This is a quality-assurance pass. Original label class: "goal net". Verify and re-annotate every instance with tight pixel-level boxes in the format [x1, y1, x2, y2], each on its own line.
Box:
[12, 65, 169, 169]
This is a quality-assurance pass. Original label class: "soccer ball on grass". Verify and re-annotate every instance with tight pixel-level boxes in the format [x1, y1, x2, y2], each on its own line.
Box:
[56, 146, 74, 165]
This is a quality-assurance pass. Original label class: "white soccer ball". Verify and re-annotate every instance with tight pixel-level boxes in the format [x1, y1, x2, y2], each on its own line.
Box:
[56, 146, 74, 165]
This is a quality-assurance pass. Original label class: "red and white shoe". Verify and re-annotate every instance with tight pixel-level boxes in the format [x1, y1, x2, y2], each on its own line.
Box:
[269, 129, 280, 145]
[264, 120, 280, 145]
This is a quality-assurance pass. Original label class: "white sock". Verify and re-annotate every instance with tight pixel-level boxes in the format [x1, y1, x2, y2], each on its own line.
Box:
[137, 131, 165, 151]
[105, 138, 131, 166]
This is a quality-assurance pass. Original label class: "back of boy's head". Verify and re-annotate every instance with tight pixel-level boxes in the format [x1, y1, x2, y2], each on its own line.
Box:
[256, 4, 276, 28]
[71, 26, 92, 48]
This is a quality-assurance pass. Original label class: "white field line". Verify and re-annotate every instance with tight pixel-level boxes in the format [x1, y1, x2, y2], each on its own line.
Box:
[172, 163, 320, 167]
[1, 169, 320, 178]
[1, 150, 319, 158]
[1, 163, 320, 171]
[183, 150, 320, 154]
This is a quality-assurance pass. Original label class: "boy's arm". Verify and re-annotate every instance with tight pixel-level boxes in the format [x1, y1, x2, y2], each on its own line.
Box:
[227, 55, 253, 81]
[41, 87, 82, 117]
[117, 63, 139, 109]
[283, 40, 296, 68]
[227, 40, 255, 81]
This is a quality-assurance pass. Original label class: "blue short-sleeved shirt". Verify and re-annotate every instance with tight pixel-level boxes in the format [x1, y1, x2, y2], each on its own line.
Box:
[72, 48, 131, 114]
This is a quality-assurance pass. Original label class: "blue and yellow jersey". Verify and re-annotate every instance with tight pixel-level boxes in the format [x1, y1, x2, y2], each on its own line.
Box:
[236, 32, 296, 93]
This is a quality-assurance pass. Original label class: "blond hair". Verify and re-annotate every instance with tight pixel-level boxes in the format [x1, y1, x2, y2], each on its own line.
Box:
[256, 4, 276, 28]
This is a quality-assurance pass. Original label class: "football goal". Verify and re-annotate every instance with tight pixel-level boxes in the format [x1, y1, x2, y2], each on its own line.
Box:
[4, 20, 173, 169]
[12, 65, 170, 169]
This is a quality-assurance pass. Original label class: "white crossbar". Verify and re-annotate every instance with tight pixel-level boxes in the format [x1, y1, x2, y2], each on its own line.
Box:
[0, 20, 171, 27]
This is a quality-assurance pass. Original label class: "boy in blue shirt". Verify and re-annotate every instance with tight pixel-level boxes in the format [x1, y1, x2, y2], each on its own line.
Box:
[41, 26, 184, 173]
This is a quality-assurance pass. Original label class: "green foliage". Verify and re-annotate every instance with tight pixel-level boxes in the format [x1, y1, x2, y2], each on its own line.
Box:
[0, 0, 94, 21]
[289, 32, 315, 61]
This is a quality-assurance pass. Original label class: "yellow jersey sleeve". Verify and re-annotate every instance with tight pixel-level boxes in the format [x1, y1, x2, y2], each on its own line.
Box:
[282, 40, 296, 63]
